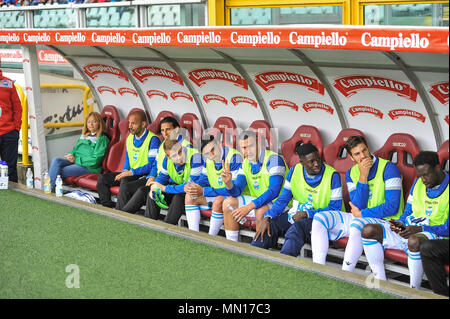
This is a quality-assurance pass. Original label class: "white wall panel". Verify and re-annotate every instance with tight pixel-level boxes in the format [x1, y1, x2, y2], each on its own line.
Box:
[323, 68, 437, 151]
[121, 60, 201, 122]
[244, 64, 342, 146]
[416, 72, 449, 146]
[177, 62, 265, 131]
[73, 57, 144, 120]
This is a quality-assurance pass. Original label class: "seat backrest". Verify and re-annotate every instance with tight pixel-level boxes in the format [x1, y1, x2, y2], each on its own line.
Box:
[147, 110, 176, 136]
[248, 120, 275, 151]
[323, 128, 366, 175]
[128, 107, 150, 123]
[373, 133, 420, 197]
[437, 140, 449, 173]
[101, 105, 120, 145]
[281, 125, 323, 168]
[100, 105, 121, 171]
[105, 108, 145, 173]
[180, 113, 202, 148]
[207, 116, 237, 148]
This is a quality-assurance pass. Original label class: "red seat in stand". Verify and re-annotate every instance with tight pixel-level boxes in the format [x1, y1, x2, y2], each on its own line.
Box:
[323, 128, 367, 212]
[281, 125, 323, 168]
[373, 133, 420, 201]
[437, 140, 449, 172]
[180, 112, 202, 148]
[206, 116, 238, 149]
[248, 120, 275, 151]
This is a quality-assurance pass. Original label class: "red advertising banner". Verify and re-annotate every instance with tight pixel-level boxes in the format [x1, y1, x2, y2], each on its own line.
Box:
[97, 86, 116, 95]
[270, 99, 299, 111]
[429, 82, 449, 104]
[146, 89, 168, 100]
[388, 108, 426, 123]
[170, 91, 193, 102]
[0, 27, 447, 53]
[348, 105, 383, 119]
[333, 75, 418, 101]
[230, 96, 258, 108]
[255, 71, 324, 95]
[83, 64, 129, 82]
[118, 87, 138, 97]
[0, 48, 69, 64]
[188, 68, 248, 90]
[131, 66, 184, 86]
[303, 102, 334, 114]
[203, 94, 228, 105]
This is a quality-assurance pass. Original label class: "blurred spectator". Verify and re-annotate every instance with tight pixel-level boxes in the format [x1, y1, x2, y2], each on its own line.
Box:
[1, 0, 17, 7]
[28, 0, 44, 6]
[17, 0, 30, 6]
[58, 0, 85, 3]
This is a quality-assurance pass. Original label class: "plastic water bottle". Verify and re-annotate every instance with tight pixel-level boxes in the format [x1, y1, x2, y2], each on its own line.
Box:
[26, 168, 34, 189]
[227, 203, 247, 225]
[43, 172, 51, 194]
[0, 161, 8, 190]
[55, 175, 63, 197]
[188, 177, 197, 200]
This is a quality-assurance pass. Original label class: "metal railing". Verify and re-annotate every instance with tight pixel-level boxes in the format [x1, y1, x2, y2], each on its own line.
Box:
[0, 0, 207, 29]
[16, 82, 93, 165]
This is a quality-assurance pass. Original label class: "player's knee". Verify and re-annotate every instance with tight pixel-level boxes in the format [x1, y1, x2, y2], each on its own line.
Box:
[419, 239, 434, 258]
[361, 224, 382, 241]
[222, 197, 236, 214]
[350, 218, 365, 234]
[312, 212, 328, 230]
[185, 194, 196, 205]
[408, 235, 422, 252]
[212, 196, 225, 211]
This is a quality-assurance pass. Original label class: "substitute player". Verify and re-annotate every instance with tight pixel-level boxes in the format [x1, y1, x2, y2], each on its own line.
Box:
[361, 151, 448, 289]
[221, 130, 287, 242]
[146, 139, 202, 225]
[252, 142, 343, 257]
[310, 135, 404, 267]
[183, 135, 244, 234]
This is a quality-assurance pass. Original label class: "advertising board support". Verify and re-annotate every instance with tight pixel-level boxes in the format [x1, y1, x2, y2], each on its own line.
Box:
[21, 45, 48, 190]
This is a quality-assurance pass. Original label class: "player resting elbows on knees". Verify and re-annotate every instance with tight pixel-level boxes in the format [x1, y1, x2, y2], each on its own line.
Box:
[183, 135, 244, 234]
[221, 130, 287, 242]
[253, 142, 343, 258]
[146, 139, 203, 226]
[361, 151, 448, 289]
[311, 135, 404, 269]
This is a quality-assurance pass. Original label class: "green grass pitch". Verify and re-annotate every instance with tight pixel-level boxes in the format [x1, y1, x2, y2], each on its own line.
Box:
[0, 190, 396, 299]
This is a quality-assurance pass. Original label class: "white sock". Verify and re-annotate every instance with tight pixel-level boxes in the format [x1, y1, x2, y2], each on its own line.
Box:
[209, 211, 223, 236]
[185, 205, 200, 232]
[407, 250, 423, 289]
[342, 226, 364, 272]
[311, 217, 330, 265]
[225, 230, 239, 242]
[362, 238, 386, 280]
